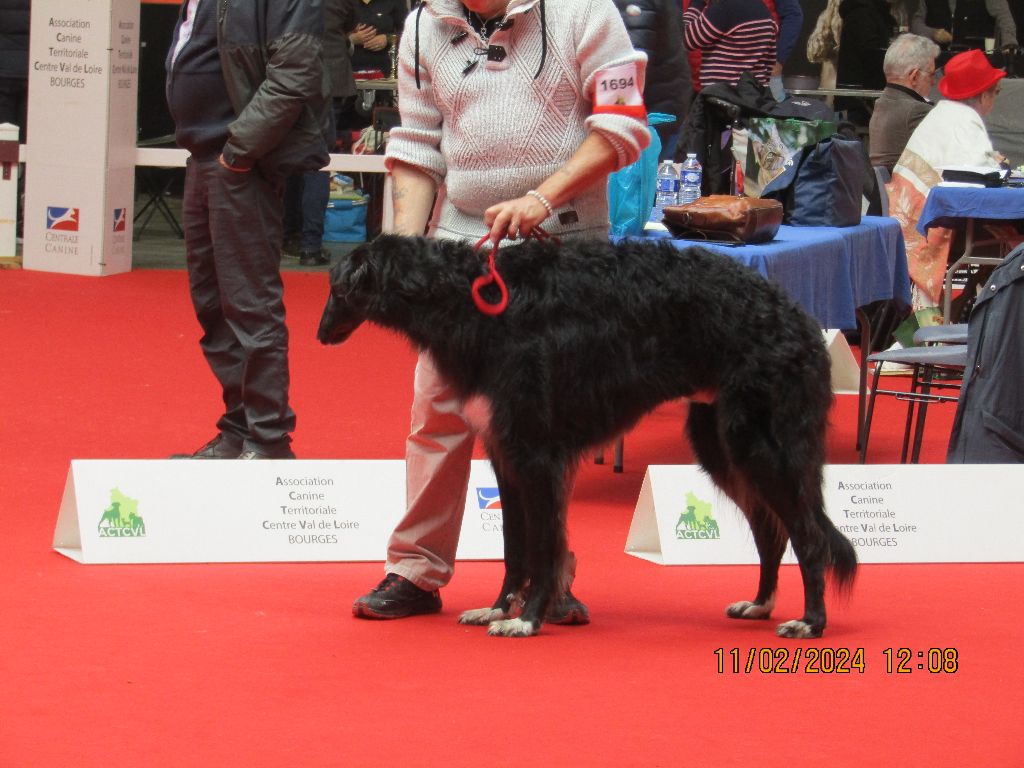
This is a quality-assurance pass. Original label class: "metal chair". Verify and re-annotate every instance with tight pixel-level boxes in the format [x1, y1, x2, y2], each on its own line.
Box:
[859, 344, 968, 463]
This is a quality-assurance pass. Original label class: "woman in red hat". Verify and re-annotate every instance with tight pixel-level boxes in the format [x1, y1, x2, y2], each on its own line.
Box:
[886, 48, 1016, 319]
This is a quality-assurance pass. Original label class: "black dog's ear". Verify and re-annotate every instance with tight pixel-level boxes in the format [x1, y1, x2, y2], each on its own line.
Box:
[328, 243, 375, 298]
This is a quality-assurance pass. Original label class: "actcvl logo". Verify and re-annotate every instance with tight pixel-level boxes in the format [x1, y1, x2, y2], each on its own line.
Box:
[47, 207, 80, 231]
[476, 487, 501, 510]
[112, 208, 127, 232]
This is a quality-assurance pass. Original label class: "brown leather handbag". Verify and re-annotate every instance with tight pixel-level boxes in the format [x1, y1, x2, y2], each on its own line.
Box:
[661, 195, 784, 244]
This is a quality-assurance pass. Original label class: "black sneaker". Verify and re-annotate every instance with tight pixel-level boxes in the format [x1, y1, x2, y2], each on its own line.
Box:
[299, 249, 330, 267]
[238, 445, 296, 459]
[353, 574, 442, 619]
[282, 235, 302, 259]
[546, 588, 590, 625]
[171, 434, 243, 459]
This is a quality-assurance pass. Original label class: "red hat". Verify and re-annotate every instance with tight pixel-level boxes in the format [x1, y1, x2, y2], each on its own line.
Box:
[938, 49, 1006, 100]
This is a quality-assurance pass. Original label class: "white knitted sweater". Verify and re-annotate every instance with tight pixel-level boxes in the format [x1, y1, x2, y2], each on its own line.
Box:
[384, 0, 649, 241]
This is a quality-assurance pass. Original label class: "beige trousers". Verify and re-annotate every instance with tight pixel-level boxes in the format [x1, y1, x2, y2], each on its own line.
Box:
[385, 351, 474, 590]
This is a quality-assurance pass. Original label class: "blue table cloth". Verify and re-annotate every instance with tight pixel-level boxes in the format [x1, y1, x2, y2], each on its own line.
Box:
[646, 216, 910, 330]
[918, 185, 1024, 234]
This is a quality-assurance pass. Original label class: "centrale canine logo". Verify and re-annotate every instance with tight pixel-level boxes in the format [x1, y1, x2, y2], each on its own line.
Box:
[476, 487, 501, 510]
[47, 207, 80, 231]
[97, 488, 146, 538]
[675, 491, 720, 540]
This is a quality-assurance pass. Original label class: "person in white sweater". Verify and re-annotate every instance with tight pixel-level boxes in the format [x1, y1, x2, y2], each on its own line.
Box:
[353, 0, 650, 621]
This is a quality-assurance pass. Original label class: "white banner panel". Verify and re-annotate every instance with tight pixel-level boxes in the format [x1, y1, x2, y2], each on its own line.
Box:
[627, 464, 1024, 565]
[23, 0, 139, 275]
[54, 460, 504, 564]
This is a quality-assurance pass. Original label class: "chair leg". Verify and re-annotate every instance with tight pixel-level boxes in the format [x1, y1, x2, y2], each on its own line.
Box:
[899, 364, 922, 463]
[859, 363, 884, 463]
[910, 367, 937, 463]
[613, 437, 624, 473]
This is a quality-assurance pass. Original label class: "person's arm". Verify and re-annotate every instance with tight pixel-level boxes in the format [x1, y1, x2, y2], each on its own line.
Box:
[773, 0, 804, 66]
[483, 132, 620, 243]
[683, 0, 725, 53]
[984, 0, 1018, 48]
[221, 3, 324, 168]
[910, 1, 953, 45]
[389, 160, 437, 236]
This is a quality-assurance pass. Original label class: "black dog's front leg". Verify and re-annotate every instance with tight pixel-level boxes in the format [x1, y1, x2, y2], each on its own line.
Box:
[458, 465, 528, 627]
[486, 456, 569, 638]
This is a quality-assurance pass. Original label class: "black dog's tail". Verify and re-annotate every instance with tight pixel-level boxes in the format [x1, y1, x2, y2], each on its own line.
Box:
[827, 524, 858, 597]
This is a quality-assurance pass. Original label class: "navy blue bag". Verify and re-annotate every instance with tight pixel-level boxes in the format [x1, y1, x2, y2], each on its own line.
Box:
[761, 136, 864, 227]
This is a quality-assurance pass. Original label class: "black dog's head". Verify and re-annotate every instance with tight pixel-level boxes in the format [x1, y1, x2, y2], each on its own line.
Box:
[316, 234, 475, 345]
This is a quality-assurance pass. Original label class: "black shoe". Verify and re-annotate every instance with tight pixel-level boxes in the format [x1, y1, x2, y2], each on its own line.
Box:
[353, 573, 442, 619]
[282, 235, 302, 259]
[171, 434, 243, 459]
[546, 588, 590, 625]
[238, 445, 297, 459]
[299, 249, 330, 267]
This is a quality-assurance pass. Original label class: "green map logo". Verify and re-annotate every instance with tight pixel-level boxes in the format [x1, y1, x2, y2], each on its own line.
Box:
[97, 488, 146, 538]
[675, 492, 720, 540]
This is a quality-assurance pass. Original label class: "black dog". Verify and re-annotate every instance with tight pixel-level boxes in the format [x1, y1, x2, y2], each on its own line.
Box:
[319, 234, 856, 638]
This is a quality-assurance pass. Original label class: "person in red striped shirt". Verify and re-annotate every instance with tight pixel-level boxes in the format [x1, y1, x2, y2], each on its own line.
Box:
[683, 0, 779, 88]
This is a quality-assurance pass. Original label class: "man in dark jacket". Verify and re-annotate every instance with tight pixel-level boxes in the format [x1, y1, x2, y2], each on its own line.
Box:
[283, 0, 358, 266]
[614, 0, 692, 158]
[165, 0, 332, 459]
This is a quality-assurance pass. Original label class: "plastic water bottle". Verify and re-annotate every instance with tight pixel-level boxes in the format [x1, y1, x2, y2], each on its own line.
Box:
[679, 153, 703, 205]
[650, 160, 680, 223]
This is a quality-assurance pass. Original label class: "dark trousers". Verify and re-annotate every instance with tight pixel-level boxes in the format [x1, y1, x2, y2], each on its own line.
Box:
[283, 170, 330, 253]
[182, 157, 295, 451]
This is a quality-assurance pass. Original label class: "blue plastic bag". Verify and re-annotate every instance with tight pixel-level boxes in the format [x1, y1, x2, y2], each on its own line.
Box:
[323, 195, 370, 243]
[607, 113, 675, 237]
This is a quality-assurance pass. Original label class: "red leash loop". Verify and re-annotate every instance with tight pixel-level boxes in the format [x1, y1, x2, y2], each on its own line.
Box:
[471, 235, 509, 316]
[470, 228, 560, 317]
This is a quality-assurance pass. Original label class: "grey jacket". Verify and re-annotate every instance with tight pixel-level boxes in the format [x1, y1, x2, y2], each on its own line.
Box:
[217, 0, 333, 180]
[947, 242, 1024, 463]
[868, 84, 933, 171]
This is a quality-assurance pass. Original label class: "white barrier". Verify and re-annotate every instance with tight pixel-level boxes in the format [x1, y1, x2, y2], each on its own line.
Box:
[626, 463, 1024, 565]
[54, 459, 503, 564]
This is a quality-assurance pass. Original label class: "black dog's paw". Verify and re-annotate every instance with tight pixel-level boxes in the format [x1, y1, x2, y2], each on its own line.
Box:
[486, 617, 541, 637]
[776, 619, 822, 639]
[725, 600, 773, 620]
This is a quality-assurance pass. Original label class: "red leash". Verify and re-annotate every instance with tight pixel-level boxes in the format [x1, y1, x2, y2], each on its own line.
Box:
[471, 227, 559, 317]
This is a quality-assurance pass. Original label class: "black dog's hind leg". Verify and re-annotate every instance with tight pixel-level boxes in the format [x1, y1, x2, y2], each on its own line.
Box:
[459, 463, 528, 626]
[687, 403, 786, 622]
[726, 504, 786, 621]
[487, 453, 571, 638]
[709, 395, 835, 639]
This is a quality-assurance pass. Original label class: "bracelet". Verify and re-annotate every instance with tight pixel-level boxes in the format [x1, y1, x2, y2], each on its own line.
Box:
[526, 189, 554, 218]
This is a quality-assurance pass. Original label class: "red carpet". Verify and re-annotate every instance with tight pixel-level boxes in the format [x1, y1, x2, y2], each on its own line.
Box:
[1, 268, 1020, 766]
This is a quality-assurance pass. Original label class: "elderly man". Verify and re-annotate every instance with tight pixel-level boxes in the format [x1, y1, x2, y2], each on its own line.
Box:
[869, 33, 941, 171]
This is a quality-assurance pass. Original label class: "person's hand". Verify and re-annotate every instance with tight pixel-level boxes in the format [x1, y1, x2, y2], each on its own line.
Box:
[218, 153, 250, 172]
[365, 33, 388, 52]
[934, 28, 953, 45]
[483, 194, 552, 245]
[350, 24, 378, 46]
[772, 61, 784, 77]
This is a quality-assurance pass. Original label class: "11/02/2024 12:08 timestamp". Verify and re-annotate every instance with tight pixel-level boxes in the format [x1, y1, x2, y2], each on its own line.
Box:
[714, 647, 960, 674]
